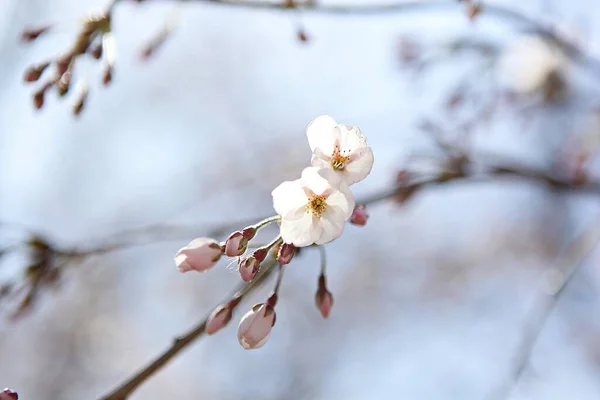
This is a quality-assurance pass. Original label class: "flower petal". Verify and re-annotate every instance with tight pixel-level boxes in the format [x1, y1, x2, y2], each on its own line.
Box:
[316, 206, 346, 245]
[271, 180, 307, 217]
[301, 166, 333, 195]
[280, 210, 321, 247]
[343, 146, 374, 185]
[306, 115, 338, 155]
[326, 183, 355, 220]
[338, 124, 368, 153]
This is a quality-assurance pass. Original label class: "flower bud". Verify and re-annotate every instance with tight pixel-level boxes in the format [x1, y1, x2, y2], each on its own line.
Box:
[315, 275, 334, 318]
[0, 389, 18, 400]
[277, 243, 295, 265]
[89, 42, 103, 59]
[237, 303, 276, 350]
[23, 63, 50, 82]
[21, 26, 51, 42]
[224, 231, 248, 257]
[349, 205, 369, 226]
[175, 237, 222, 273]
[206, 304, 233, 335]
[239, 255, 260, 282]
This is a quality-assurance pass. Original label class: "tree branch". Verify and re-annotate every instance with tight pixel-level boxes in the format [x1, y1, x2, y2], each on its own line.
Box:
[98, 257, 279, 400]
[112, 0, 600, 76]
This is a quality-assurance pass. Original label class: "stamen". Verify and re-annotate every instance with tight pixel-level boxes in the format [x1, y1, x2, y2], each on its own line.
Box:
[330, 145, 351, 171]
[307, 194, 327, 217]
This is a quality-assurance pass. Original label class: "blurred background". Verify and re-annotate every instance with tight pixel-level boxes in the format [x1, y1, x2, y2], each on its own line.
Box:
[2, 0, 600, 399]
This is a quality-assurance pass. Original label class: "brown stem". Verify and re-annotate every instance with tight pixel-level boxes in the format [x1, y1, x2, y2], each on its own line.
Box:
[98, 258, 278, 400]
[111, 0, 599, 77]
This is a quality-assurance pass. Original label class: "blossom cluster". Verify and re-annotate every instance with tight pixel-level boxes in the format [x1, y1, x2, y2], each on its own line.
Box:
[174, 115, 373, 349]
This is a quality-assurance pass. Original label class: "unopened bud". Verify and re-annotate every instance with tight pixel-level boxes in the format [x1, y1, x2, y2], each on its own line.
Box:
[315, 275, 334, 318]
[23, 63, 50, 82]
[140, 29, 169, 61]
[102, 65, 113, 86]
[206, 304, 233, 335]
[33, 88, 46, 110]
[277, 243, 295, 265]
[0, 388, 18, 400]
[175, 237, 223, 273]
[297, 29, 309, 43]
[224, 231, 248, 257]
[72, 87, 88, 117]
[21, 26, 51, 42]
[349, 205, 368, 226]
[237, 303, 276, 350]
[89, 42, 103, 59]
[58, 71, 72, 97]
[56, 56, 72, 76]
[467, 3, 482, 20]
[239, 255, 260, 282]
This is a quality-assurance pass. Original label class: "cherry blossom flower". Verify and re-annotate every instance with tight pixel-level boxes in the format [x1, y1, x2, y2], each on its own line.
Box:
[175, 237, 223, 273]
[237, 303, 276, 350]
[306, 115, 374, 185]
[498, 34, 566, 95]
[271, 167, 355, 247]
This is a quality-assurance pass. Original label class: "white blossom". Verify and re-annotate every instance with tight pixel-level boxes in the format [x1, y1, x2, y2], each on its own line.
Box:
[498, 34, 565, 94]
[306, 115, 374, 185]
[271, 167, 355, 247]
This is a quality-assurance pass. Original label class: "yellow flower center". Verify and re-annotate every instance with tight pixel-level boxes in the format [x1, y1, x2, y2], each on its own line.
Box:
[330, 145, 351, 171]
[307, 194, 327, 217]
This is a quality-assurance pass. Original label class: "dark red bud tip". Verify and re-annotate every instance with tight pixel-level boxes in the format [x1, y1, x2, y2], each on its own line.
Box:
[315, 288, 334, 319]
[1, 388, 19, 400]
[23, 63, 50, 83]
[297, 29, 309, 43]
[21, 26, 51, 42]
[349, 205, 369, 226]
[242, 227, 257, 240]
[56, 56, 72, 76]
[252, 248, 268, 262]
[277, 243, 296, 265]
[102, 67, 113, 86]
[89, 43, 103, 59]
[33, 90, 45, 110]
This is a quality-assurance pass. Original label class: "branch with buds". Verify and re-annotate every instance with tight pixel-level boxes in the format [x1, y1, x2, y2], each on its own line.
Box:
[18, 0, 600, 115]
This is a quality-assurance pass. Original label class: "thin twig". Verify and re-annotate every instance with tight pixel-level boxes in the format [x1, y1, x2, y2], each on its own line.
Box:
[99, 257, 278, 400]
[112, 0, 600, 76]
[486, 220, 600, 400]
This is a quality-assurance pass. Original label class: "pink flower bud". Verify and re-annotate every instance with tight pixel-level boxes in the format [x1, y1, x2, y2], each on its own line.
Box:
[315, 275, 334, 318]
[239, 255, 260, 282]
[175, 237, 222, 273]
[237, 303, 276, 350]
[224, 231, 248, 257]
[277, 243, 295, 265]
[0, 389, 18, 400]
[206, 304, 233, 335]
[349, 204, 369, 226]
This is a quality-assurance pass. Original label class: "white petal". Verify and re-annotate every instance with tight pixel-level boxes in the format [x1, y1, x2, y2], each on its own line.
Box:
[280, 210, 321, 247]
[316, 207, 346, 245]
[326, 183, 355, 220]
[306, 115, 338, 156]
[338, 124, 368, 153]
[271, 180, 307, 218]
[300, 166, 332, 195]
[343, 146, 374, 185]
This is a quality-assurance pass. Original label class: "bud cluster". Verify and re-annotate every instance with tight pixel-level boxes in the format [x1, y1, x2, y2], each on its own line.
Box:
[22, 12, 115, 116]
